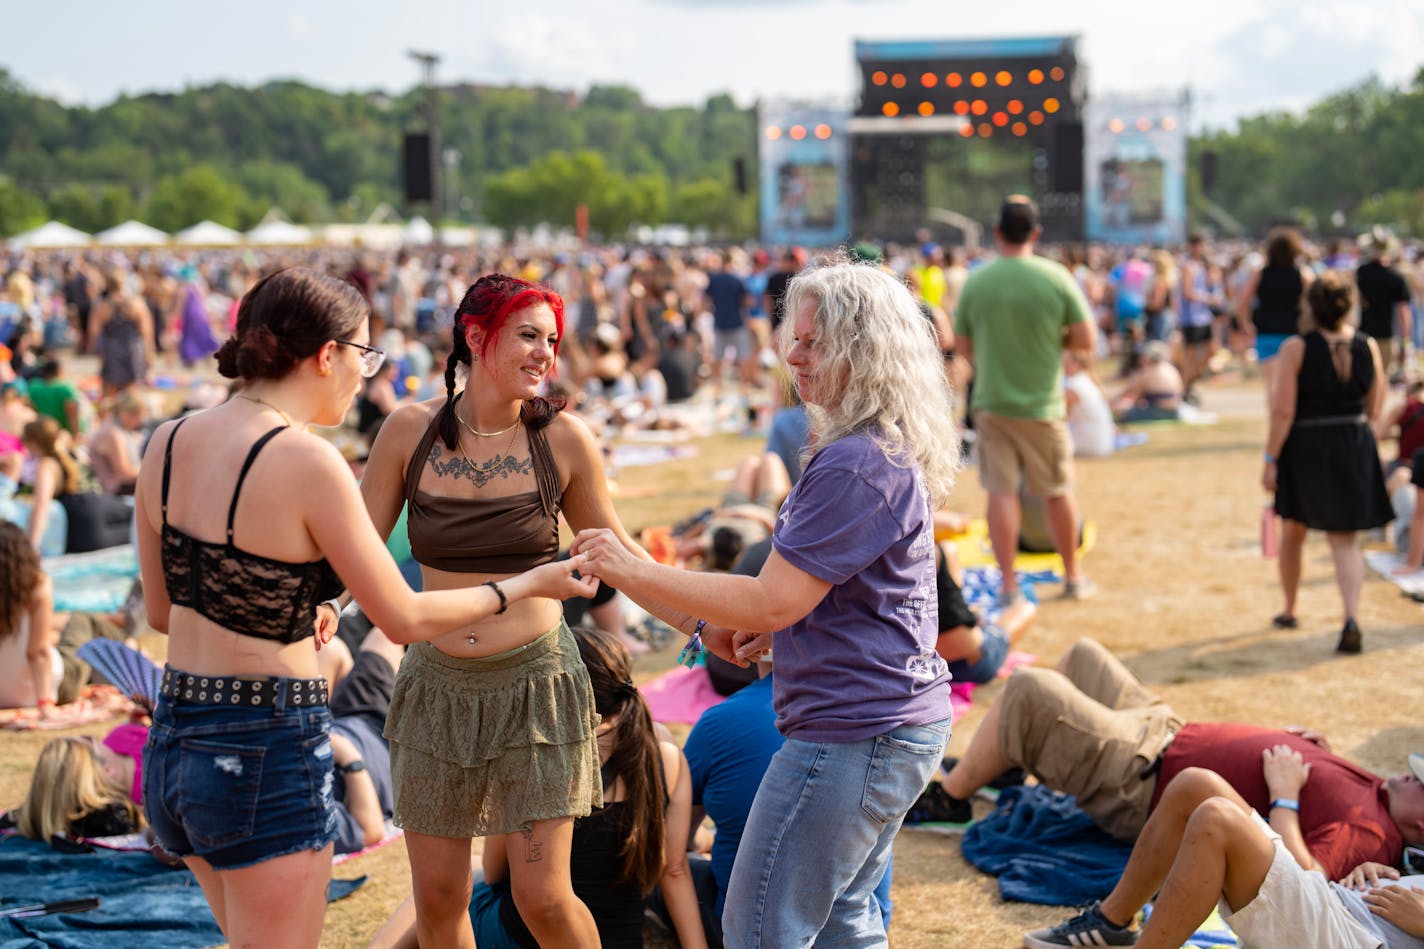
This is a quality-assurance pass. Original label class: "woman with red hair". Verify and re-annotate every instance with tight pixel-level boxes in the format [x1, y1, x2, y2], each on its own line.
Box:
[352, 274, 649, 948]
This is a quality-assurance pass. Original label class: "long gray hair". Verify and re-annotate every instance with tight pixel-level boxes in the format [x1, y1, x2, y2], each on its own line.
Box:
[780, 259, 959, 506]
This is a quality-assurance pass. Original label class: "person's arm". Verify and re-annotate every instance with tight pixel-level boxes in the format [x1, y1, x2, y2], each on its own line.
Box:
[1397, 301, 1413, 377]
[659, 744, 710, 949]
[26, 457, 58, 552]
[573, 528, 830, 635]
[133, 429, 174, 634]
[87, 302, 109, 355]
[95, 426, 140, 489]
[1365, 336, 1389, 424]
[329, 731, 385, 847]
[1237, 271, 1260, 338]
[1262, 337, 1304, 493]
[25, 574, 58, 714]
[63, 395, 82, 437]
[1261, 744, 1326, 874]
[133, 300, 157, 365]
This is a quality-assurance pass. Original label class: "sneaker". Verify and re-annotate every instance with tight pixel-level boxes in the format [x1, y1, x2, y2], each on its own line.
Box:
[903, 782, 973, 824]
[1024, 902, 1138, 948]
[997, 587, 1027, 609]
[1059, 577, 1098, 601]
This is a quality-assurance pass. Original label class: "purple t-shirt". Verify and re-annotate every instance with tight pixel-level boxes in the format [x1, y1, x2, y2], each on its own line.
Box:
[770, 432, 951, 741]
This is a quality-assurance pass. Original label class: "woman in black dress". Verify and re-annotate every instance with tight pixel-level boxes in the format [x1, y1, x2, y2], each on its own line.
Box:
[1263, 271, 1391, 653]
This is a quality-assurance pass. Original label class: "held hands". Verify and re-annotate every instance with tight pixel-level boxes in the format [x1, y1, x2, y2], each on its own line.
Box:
[1262, 744, 1310, 799]
[571, 528, 641, 587]
[732, 630, 773, 666]
[518, 554, 601, 601]
[1341, 862, 1401, 890]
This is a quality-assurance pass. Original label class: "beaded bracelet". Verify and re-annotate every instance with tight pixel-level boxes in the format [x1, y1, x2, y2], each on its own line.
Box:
[483, 580, 508, 615]
[677, 619, 707, 668]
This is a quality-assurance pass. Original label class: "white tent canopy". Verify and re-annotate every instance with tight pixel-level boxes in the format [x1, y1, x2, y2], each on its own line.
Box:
[246, 220, 314, 246]
[402, 216, 435, 245]
[173, 220, 243, 246]
[95, 220, 169, 247]
[7, 220, 92, 250]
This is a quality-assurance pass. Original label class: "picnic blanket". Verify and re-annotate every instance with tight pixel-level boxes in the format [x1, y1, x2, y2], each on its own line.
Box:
[961, 784, 1133, 906]
[1365, 549, 1424, 599]
[43, 546, 139, 615]
[0, 834, 365, 948]
[0, 686, 133, 732]
[943, 519, 1096, 572]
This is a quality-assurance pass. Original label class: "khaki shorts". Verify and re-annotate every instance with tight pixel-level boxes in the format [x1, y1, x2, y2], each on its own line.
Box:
[974, 410, 1073, 497]
[1222, 815, 1379, 949]
[384, 620, 601, 839]
[997, 638, 1183, 841]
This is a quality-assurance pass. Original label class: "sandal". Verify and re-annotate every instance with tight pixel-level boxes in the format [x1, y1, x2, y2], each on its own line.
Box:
[1271, 614, 1299, 629]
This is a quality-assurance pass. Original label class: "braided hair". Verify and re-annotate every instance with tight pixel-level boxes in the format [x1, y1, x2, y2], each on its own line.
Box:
[436, 274, 567, 451]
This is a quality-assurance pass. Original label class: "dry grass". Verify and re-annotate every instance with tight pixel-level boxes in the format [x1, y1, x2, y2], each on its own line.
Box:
[6, 378, 1422, 947]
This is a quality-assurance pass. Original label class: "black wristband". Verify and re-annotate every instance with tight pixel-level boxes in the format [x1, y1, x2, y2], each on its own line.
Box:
[338, 759, 367, 775]
[483, 580, 508, 615]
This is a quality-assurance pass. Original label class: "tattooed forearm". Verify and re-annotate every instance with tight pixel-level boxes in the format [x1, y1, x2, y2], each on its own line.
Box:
[521, 826, 545, 863]
[429, 444, 534, 488]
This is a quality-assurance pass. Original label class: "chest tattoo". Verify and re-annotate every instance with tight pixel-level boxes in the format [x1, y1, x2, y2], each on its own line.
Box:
[428, 443, 534, 488]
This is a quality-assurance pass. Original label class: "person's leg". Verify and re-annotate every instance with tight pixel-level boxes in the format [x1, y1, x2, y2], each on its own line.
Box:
[1259, 356, 1278, 413]
[183, 856, 230, 938]
[941, 696, 1013, 799]
[504, 817, 600, 949]
[209, 845, 335, 949]
[1134, 801, 1277, 949]
[998, 596, 1038, 647]
[751, 451, 791, 508]
[1096, 769, 1260, 928]
[406, 831, 478, 949]
[366, 893, 419, 949]
[1056, 637, 1161, 711]
[986, 491, 1022, 596]
[1325, 531, 1364, 622]
[723, 721, 948, 949]
[1277, 518, 1308, 621]
[1044, 490, 1083, 582]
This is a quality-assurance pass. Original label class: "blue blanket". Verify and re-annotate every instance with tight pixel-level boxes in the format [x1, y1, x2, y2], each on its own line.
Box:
[960, 784, 1133, 906]
[0, 836, 364, 948]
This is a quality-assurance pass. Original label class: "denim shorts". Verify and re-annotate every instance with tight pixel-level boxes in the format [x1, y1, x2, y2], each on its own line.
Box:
[143, 672, 338, 870]
[946, 621, 1010, 685]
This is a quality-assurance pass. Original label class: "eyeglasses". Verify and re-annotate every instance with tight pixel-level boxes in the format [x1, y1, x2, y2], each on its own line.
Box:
[334, 340, 387, 378]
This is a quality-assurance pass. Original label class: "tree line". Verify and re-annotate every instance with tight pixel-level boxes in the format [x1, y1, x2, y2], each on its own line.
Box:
[1, 66, 1422, 242]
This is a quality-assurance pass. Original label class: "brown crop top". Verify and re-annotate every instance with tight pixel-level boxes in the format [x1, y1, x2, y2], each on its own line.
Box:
[403, 404, 562, 574]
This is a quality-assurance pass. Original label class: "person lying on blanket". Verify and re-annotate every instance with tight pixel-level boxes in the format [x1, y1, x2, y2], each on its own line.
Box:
[1024, 760, 1424, 948]
[912, 637, 1424, 886]
[2, 625, 404, 856]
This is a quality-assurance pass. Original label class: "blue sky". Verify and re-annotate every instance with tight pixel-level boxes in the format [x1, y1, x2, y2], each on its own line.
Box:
[6, 0, 1422, 131]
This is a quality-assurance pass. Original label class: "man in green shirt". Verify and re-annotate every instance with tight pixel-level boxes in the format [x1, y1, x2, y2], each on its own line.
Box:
[955, 196, 1096, 602]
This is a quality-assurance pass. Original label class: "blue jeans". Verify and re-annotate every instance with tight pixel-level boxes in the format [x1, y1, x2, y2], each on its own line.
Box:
[144, 676, 337, 870]
[722, 718, 950, 948]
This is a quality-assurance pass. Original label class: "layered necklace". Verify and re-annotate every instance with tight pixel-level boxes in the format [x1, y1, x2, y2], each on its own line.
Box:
[456, 396, 522, 471]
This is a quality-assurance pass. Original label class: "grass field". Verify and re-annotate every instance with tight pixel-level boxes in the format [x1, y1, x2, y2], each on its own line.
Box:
[4, 377, 1421, 947]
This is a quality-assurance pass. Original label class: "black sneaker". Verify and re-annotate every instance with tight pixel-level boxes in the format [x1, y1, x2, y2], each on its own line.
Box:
[903, 782, 972, 824]
[1024, 902, 1138, 948]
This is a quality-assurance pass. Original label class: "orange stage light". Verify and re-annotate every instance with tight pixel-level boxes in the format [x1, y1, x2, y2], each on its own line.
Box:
[789, 125, 806, 140]
[953, 100, 970, 115]
[978, 122, 993, 137]
[1011, 122, 1028, 136]
[765, 126, 782, 140]
[882, 102, 900, 117]
[891, 73, 906, 88]
[959, 123, 974, 138]
[970, 71, 987, 87]
[871, 71, 888, 86]
[1007, 99, 1023, 115]
[995, 70, 1012, 86]
[971, 99, 987, 116]
[1108, 118, 1124, 133]
[1049, 66, 1065, 81]
[921, 72, 939, 88]
[814, 123, 832, 139]
[1136, 117, 1151, 132]
[918, 101, 935, 116]
[1029, 110, 1044, 125]
[1044, 97, 1060, 114]
[1161, 116, 1177, 131]
[1027, 68, 1044, 84]
[992, 111, 1008, 127]
[946, 72, 963, 88]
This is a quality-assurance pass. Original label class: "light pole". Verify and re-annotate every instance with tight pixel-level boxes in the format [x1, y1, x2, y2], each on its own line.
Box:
[408, 50, 442, 248]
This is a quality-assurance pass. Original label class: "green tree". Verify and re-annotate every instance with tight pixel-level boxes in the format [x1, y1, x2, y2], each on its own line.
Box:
[144, 165, 247, 231]
[0, 176, 47, 237]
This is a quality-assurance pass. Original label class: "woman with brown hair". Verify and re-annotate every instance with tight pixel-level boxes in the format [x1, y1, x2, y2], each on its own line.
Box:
[1263, 271, 1391, 652]
[19, 416, 83, 555]
[88, 268, 155, 397]
[354, 273, 651, 949]
[1240, 227, 1315, 411]
[133, 267, 595, 949]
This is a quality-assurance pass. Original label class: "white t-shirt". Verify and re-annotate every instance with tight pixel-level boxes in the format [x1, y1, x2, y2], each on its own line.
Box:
[1065, 373, 1115, 457]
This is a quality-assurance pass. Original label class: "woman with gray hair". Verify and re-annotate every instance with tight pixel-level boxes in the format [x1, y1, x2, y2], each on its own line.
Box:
[574, 259, 958, 947]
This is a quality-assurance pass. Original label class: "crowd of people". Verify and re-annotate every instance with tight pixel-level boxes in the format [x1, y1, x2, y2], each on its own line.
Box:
[0, 199, 1422, 948]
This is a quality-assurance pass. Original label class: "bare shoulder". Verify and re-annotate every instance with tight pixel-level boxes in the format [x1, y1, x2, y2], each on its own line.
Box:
[658, 739, 685, 781]
[543, 409, 599, 456]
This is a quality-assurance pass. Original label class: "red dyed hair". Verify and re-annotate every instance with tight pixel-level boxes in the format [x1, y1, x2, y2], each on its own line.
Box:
[457, 274, 565, 363]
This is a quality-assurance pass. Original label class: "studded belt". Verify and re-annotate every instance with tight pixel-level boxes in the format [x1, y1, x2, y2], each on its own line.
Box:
[160, 669, 329, 708]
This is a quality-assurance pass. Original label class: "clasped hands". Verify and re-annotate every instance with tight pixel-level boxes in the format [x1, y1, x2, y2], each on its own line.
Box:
[572, 528, 771, 666]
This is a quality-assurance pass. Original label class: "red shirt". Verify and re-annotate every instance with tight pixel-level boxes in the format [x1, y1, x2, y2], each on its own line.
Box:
[1151, 722, 1401, 880]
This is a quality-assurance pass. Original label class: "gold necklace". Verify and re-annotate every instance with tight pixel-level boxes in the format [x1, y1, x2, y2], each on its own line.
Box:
[458, 418, 521, 472]
[456, 394, 521, 438]
[238, 393, 302, 429]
